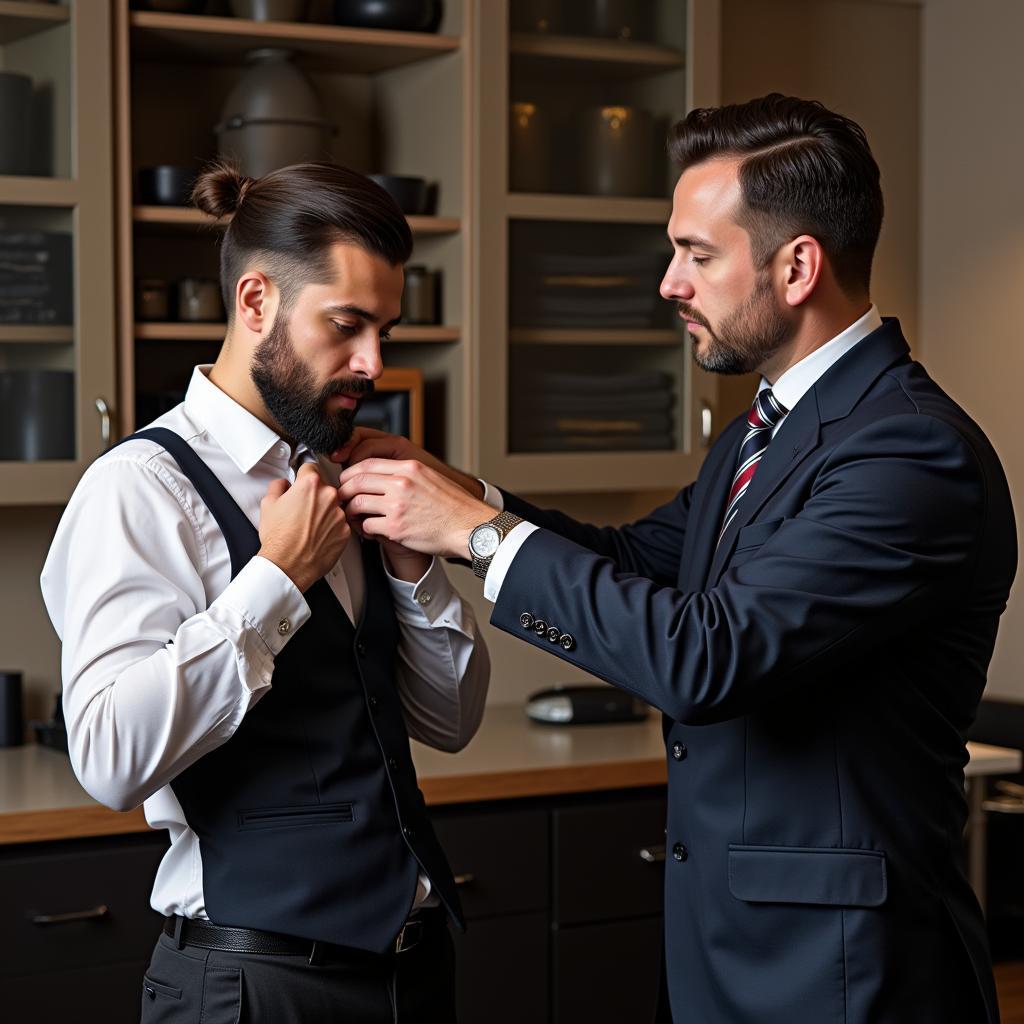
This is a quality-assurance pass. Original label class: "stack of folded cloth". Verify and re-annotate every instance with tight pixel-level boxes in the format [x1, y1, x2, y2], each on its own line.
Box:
[511, 369, 675, 452]
[0, 230, 73, 324]
[511, 250, 671, 328]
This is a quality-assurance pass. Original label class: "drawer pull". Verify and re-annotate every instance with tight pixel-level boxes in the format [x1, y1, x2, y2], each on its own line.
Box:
[453, 873, 476, 887]
[639, 845, 666, 864]
[31, 904, 109, 926]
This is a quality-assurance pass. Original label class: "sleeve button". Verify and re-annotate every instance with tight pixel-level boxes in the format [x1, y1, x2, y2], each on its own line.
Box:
[559, 633, 576, 651]
[533, 619, 548, 636]
[546, 626, 561, 643]
[520, 612, 535, 629]
[277, 618, 291, 635]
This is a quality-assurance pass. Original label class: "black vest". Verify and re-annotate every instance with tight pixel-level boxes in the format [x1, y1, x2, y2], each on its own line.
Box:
[122, 428, 463, 951]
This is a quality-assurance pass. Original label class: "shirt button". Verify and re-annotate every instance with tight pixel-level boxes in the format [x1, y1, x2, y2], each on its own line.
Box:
[672, 842, 688, 862]
[416, 591, 432, 606]
[276, 444, 288, 459]
[672, 742, 687, 761]
[277, 618, 291, 635]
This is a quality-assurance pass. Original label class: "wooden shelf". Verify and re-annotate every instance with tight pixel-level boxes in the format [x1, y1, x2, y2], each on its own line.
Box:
[129, 11, 459, 72]
[509, 32, 684, 78]
[0, 176, 77, 207]
[0, 325, 73, 344]
[0, 1, 68, 45]
[135, 322, 460, 343]
[132, 205, 460, 236]
[510, 328, 681, 345]
[507, 192, 670, 224]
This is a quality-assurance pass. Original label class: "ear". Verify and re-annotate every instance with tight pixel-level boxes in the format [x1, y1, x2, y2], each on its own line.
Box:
[778, 234, 823, 308]
[234, 270, 276, 334]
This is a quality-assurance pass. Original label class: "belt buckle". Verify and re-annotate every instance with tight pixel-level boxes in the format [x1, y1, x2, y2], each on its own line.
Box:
[394, 918, 423, 954]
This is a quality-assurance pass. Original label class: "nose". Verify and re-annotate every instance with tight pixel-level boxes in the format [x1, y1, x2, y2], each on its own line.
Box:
[349, 329, 383, 381]
[660, 255, 695, 303]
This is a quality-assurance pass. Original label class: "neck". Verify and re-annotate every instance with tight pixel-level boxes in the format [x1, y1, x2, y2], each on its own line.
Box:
[759, 297, 872, 385]
[209, 331, 287, 440]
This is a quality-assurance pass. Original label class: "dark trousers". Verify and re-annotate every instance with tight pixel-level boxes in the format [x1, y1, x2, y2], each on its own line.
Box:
[139, 920, 457, 1023]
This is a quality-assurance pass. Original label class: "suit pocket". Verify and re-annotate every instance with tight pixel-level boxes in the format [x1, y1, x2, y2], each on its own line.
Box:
[142, 939, 242, 1024]
[237, 802, 354, 830]
[728, 844, 887, 907]
[733, 517, 786, 553]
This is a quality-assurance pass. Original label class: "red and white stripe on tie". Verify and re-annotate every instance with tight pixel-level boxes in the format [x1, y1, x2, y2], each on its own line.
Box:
[717, 388, 788, 546]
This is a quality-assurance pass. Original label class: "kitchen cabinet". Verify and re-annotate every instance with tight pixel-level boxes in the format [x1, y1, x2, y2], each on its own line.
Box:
[0, 1, 117, 504]
[0, 787, 667, 1024]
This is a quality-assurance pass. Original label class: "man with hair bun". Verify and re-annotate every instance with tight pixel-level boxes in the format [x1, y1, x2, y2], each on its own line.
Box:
[335, 95, 1016, 1022]
[41, 161, 489, 1022]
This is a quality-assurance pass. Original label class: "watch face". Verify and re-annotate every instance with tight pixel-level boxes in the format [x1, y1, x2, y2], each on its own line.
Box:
[470, 524, 501, 558]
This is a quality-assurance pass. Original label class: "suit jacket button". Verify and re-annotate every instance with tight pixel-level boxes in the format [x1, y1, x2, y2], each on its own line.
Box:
[559, 633, 576, 651]
[672, 842, 688, 862]
[533, 619, 548, 636]
[520, 612, 535, 629]
[672, 742, 687, 761]
[546, 626, 561, 643]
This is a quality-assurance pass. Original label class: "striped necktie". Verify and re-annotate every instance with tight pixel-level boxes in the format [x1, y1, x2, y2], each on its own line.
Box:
[718, 388, 788, 545]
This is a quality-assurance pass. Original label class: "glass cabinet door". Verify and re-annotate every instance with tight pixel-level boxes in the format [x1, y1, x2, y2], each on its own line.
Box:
[0, 3, 116, 504]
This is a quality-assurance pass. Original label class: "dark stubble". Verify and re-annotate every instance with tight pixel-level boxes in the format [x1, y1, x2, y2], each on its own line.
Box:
[250, 313, 374, 454]
[682, 270, 793, 376]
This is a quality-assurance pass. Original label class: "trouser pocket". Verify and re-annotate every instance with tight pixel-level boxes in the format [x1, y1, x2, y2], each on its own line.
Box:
[140, 935, 242, 1024]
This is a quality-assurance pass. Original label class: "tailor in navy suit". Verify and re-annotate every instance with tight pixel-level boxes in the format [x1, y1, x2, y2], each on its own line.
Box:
[493, 319, 1016, 1023]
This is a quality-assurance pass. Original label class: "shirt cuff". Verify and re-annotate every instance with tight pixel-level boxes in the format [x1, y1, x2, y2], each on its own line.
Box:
[385, 555, 456, 626]
[483, 522, 538, 603]
[479, 479, 504, 511]
[213, 555, 312, 657]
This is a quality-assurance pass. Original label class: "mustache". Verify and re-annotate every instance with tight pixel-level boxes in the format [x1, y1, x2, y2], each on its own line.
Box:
[321, 376, 375, 400]
[676, 304, 711, 331]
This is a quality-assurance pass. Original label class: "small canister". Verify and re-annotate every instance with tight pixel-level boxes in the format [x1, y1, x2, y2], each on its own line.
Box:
[579, 105, 655, 197]
[401, 265, 439, 325]
[177, 278, 224, 322]
[509, 102, 550, 194]
[135, 279, 171, 321]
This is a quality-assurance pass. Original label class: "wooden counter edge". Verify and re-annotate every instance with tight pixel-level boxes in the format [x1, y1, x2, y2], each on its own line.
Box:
[0, 758, 669, 844]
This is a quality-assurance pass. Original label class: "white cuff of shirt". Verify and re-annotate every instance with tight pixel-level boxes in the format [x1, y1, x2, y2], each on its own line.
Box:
[215, 555, 312, 658]
[483, 522, 538, 603]
[385, 555, 459, 628]
[479, 479, 504, 511]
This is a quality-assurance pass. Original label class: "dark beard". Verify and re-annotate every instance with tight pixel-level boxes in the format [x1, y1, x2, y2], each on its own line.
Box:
[685, 272, 792, 376]
[250, 315, 375, 454]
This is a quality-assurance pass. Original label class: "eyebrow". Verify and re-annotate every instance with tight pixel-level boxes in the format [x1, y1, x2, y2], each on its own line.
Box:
[326, 304, 402, 329]
[670, 235, 719, 253]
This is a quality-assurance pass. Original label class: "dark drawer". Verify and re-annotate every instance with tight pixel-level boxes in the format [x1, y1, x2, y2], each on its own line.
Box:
[431, 808, 548, 920]
[553, 794, 666, 924]
[0, 834, 167, 978]
[6, 960, 150, 1024]
[553, 917, 662, 1024]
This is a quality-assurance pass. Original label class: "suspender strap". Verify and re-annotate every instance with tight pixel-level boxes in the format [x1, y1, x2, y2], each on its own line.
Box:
[111, 427, 259, 579]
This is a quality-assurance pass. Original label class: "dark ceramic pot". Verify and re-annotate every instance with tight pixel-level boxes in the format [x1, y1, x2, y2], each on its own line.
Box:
[368, 173, 429, 214]
[332, 0, 442, 32]
[138, 165, 198, 206]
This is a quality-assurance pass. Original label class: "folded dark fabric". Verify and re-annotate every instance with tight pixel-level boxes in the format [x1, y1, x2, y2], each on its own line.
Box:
[532, 413, 673, 434]
[511, 432, 675, 452]
[525, 389, 676, 414]
[533, 370, 673, 394]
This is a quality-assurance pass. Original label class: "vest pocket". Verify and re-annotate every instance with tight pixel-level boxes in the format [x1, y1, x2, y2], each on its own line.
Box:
[238, 802, 354, 830]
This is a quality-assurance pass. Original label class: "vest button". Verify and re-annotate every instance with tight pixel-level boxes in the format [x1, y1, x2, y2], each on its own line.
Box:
[356, 641, 367, 656]
[389, 757, 398, 769]
[368, 696, 379, 710]
[672, 742, 687, 761]
[672, 842, 688, 862]
[403, 825, 415, 840]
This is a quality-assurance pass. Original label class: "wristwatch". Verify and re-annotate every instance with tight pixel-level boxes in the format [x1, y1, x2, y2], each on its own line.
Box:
[468, 511, 524, 580]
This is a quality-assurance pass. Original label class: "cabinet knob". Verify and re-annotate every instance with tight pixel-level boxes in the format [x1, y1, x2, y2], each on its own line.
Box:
[31, 903, 109, 926]
[638, 845, 666, 864]
[95, 397, 112, 448]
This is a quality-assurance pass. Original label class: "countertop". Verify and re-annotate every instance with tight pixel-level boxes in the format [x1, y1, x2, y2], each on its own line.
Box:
[1, 704, 1019, 845]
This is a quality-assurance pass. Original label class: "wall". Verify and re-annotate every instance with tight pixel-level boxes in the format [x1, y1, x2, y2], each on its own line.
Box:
[920, 0, 1024, 700]
[717, 0, 922, 424]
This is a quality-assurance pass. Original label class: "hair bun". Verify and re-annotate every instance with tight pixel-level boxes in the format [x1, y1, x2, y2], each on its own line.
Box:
[191, 160, 255, 218]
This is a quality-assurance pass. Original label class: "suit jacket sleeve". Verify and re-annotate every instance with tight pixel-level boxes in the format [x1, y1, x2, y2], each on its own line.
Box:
[500, 485, 694, 589]
[492, 415, 990, 724]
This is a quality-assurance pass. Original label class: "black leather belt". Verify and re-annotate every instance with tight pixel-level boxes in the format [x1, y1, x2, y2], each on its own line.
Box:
[162, 910, 439, 966]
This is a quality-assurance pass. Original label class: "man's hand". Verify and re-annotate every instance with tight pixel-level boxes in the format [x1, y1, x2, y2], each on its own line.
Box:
[331, 428, 485, 501]
[258, 462, 351, 593]
[337, 458, 494, 560]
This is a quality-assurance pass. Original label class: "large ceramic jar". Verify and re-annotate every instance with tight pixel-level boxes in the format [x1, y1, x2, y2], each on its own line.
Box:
[215, 49, 335, 177]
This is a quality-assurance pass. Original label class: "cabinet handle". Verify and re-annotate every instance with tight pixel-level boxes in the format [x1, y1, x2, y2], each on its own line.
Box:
[453, 873, 476, 887]
[700, 401, 713, 449]
[95, 397, 112, 447]
[639, 845, 666, 864]
[31, 904, 109, 926]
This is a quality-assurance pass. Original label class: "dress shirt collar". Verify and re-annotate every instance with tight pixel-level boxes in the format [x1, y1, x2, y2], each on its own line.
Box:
[184, 365, 293, 474]
[758, 304, 883, 415]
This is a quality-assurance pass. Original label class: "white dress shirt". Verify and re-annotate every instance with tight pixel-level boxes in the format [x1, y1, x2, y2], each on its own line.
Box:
[479, 305, 883, 601]
[40, 365, 489, 919]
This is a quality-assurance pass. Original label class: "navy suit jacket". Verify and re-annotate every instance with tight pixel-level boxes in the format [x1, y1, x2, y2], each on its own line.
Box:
[494, 320, 1016, 1023]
